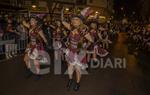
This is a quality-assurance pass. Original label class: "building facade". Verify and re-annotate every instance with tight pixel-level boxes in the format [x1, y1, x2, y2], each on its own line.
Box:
[0, 0, 114, 19]
[52, 0, 114, 18]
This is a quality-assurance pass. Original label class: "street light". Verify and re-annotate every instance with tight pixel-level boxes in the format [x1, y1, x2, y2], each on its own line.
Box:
[32, 5, 37, 8]
[95, 11, 99, 14]
[65, 8, 69, 11]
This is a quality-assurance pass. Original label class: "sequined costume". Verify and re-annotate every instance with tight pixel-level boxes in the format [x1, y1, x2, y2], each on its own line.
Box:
[65, 28, 88, 68]
[29, 27, 44, 50]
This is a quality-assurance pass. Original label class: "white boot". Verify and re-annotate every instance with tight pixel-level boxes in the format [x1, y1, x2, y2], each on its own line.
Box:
[11, 44, 16, 56]
[12, 52, 16, 57]
[5, 53, 10, 59]
[8, 52, 12, 58]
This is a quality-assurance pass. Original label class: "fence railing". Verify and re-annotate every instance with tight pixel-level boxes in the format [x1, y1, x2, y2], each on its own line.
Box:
[0, 33, 28, 60]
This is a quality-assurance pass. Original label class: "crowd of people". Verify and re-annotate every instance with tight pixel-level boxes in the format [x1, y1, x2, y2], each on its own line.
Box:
[0, 7, 149, 91]
[128, 23, 150, 52]
[127, 22, 150, 66]
[0, 8, 117, 91]
[22, 7, 117, 91]
[0, 14, 28, 59]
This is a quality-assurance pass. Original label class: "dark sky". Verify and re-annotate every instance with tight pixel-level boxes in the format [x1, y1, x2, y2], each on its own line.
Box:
[114, 0, 141, 19]
[114, 0, 139, 11]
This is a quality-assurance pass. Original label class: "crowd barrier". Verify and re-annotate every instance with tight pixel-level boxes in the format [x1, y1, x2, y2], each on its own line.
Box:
[0, 33, 28, 59]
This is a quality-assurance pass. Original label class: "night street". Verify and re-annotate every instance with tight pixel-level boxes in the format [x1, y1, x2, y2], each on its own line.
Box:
[0, 0, 150, 95]
[0, 32, 150, 95]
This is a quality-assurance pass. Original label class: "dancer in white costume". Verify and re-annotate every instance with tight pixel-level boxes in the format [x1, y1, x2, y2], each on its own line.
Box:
[62, 7, 93, 91]
[23, 16, 48, 79]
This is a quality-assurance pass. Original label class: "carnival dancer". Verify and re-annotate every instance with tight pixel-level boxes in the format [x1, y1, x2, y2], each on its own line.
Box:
[23, 16, 48, 79]
[42, 15, 53, 50]
[52, 20, 63, 50]
[86, 20, 99, 62]
[52, 20, 66, 74]
[92, 25, 109, 58]
[99, 26, 112, 49]
[25, 38, 40, 74]
[61, 7, 93, 91]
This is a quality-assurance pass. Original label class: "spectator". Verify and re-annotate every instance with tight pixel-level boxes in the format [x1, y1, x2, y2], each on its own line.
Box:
[0, 23, 4, 54]
[16, 21, 28, 52]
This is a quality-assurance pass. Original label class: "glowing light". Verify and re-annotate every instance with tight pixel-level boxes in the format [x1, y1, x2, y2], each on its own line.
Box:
[95, 11, 99, 14]
[99, 16, 106, 19]
[65, 8, 69, 11]
[121, 7, 124, 10]
[89, 15, 94, 18]
[32, 5, 37, 8]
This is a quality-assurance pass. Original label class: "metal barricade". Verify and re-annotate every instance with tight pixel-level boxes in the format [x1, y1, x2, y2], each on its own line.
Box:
[0, 33, 29, 60]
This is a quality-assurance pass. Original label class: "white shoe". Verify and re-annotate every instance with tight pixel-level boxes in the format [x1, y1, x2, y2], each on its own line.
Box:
[5, 54, 10, 59]
[81, 64, 88, 70]
[8, 54, 12, 58]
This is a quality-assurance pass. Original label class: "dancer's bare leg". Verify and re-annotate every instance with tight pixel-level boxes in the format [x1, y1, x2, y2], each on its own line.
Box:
[67, 64, 74, 89]
[74, 65, 81, 91]
[24, 54, 30, 68]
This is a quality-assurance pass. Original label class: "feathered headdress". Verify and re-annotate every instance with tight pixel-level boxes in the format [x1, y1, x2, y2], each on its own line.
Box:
[70, 7, 94, 21]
